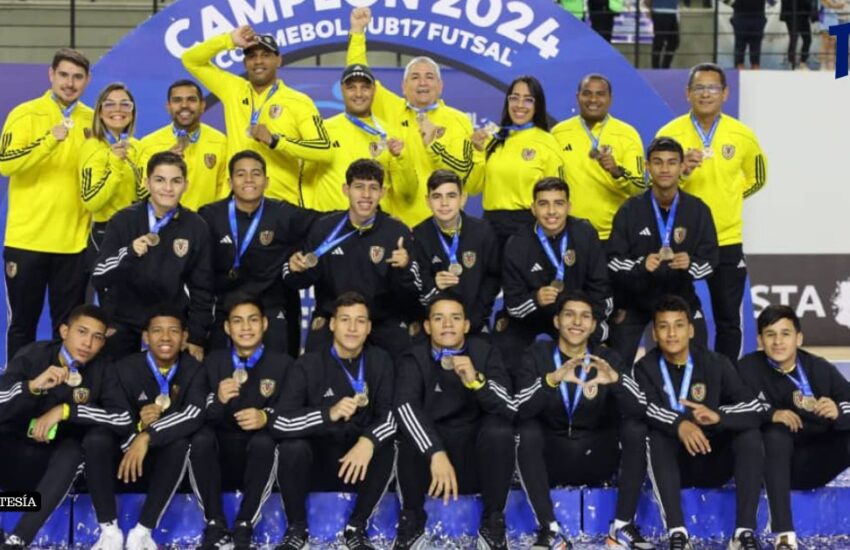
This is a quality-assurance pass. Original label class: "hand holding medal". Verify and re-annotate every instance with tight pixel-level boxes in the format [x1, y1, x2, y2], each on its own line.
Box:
[217, 378, 241, 405]
[28, 365, 68, 394]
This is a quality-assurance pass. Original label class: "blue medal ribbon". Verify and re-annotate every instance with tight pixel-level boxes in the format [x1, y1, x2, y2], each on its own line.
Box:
[501, 122, 534, 133]
[232, 344, 265, 372]
[59, 345, 80, 377]
[659, 356, 694, 413]
[580, 115, 609, 152]
[104, 131, 129, 145]
[535, 225, 569, 285]
[331, 346, 366, 394]
[250, 81, 280, 127]
[406, 101, 439, 115]
[310, 214, 373, 260]
[145, 351, 178, 398]
[431, 345, 467, 364]
[344, 113, 386, 139]
[52, 94, 77, 121]
[650, 192, 680, 249]
[228, 198, 265, 272]
[689, 113, 720, 150]
[432, 218, 461, 268]
[172, 125, 200, 144]
[147, 202, 177, 236]
[552, 345, 590, 420]
[769, 358, 815, 397]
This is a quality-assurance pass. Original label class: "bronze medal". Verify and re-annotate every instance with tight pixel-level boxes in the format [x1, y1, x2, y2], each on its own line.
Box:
[304, 252, 319, 268]
[228, 268, 239, 280]
[448, 263, 463, 277]
[659, 246, 675, 261]
[63, 117, 74, 129]
[588, 148, 600, 160]
[354, 392, 369, 408]
[801, 395, 817, 412]
[550, 280, 565, 291]
[233, 368, 249, 385]
[702, 147, 714, 159]
[155, 394, 171, 411]
[147, 233, 160, 246]
[66, 370, 82, 387]
[440, 355, 455, 371]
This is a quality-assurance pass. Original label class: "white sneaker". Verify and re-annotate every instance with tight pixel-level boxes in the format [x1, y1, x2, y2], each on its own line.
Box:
[92, 521, 124, 550]
[125, 524, 158, 550]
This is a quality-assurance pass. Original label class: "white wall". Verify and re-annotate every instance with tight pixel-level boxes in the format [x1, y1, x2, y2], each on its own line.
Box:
[740, 71, 850, 254]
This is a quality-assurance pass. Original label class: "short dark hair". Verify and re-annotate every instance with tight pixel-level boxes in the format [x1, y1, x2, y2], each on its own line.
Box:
[229, 150, 267, 178]
[757, 305, 801, 334]
[427, 169, 463, 193]
[345, 158, 384, 186]
[332, 291, 370, 317]
[652, 295, 692, 324]
[147, 151, 188, 179]
[533, 177, 570, 201]
[647, 137, 684, 161]
[688, 62, 727, 89]
[224, 292, 265, 318]
[144, 303, 187, 331]
[427, 291, 467, 317]
[555, 290, 595, 317]
[65, 304, 108, 328]
[167, 79, 203, 102]
[578, 73, 613, 95]
[52, 48, 90, 74]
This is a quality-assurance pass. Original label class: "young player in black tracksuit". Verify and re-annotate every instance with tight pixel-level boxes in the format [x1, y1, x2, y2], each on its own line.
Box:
[738, 305, 850, 550]
[92, 151, 213, 361]
[83, 305, 207, 550]
[190, 294, 293, 550]
[607, 137, 719, 365]
[0, 306, 131, 549]
[513, 291, 653, 550]
[394, 293, 516, 550]
[499, 177, 612, 368]
[283, 159, 421, 358]
[634, 296, 765, 550]
[269, 292, 396, 550]
[412, 169, 501, 334]
[199, 151, 318, 356]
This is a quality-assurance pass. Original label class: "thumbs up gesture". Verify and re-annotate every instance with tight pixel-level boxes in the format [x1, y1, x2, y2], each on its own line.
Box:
[387, 236, 410, 269]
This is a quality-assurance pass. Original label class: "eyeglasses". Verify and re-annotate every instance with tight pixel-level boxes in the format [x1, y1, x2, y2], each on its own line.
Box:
[102, 100, 134, 112]
[508, 95, 535, 107]
[689, 84, 724, 95]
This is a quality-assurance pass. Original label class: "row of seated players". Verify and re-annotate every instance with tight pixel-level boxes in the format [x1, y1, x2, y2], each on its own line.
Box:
[1, 290, 848, 550]
[88, 135, 717, 380]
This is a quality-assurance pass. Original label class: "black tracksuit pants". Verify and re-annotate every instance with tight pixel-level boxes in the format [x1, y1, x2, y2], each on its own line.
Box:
[708, 244, 748, 363]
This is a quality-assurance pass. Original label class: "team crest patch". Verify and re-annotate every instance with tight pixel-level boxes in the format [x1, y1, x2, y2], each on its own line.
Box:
[204, 153, 217, 169]
[521, 148, 536, 161]
[563, 249, 576, 266]
[370, 246, 385, 264]
[408, 321, 421, 337]
[311, 316, 326, 331]
[260, 379, 276, 398]
[73, 387, 90, 404]
[613, 309, 627, 325]
[462, 251, 477, 269]
[5, 261, 17, 279]
[690, 383, 706, 402]
[582, 383, 598, 400]
[495, 317, 509, 332]
[173, 238, 190, 258]
[722, 144, 735, 160]
[259, 230, 274, 246]
[674, 227, 687, 244]
[269, 105, 283, 119]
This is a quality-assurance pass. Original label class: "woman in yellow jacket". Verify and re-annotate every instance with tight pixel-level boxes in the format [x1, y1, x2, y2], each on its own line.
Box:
[467, 75, 566, 249]
[79, 82, 144, 265]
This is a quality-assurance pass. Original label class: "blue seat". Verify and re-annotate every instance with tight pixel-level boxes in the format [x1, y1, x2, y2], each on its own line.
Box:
[0, 498, 71, 547]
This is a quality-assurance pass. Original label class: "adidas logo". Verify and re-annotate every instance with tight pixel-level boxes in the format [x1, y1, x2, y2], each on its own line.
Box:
[220, 235, 233, 244]
[694, 310, 704, 320]
[639, 227, 652, 237]
[563, 144, 572, 151]
[323, 388, 335, 398]
[242, 98, 249, 105]
[434, 383, 442, 392]
[401, 120, 409, 127]
[276, 311, 285, 320]
[331, 247, 344, 256]
[432, 256, 442, 264]
[531, 263, 543, 273]
[758, 391, 766, 400]
[738, 259, 747, 269]
[138, 391, 148, 401]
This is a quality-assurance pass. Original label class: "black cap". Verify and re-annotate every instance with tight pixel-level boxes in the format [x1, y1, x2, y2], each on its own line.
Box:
[244, 35, 279, 56]
[341, 64, 375, 84]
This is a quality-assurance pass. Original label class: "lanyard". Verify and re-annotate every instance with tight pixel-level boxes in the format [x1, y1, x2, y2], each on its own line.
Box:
[769, 358, 814, 397]
[535, 225, 568, 284]
[147, 202, 177, 235]
[690, 113, 720, 149]
[172, 125, 200, 144]
[580, 115, 609, 151]
[331, 346, 366, 394]
[52, 94, 77, 120]
[345, 113, 387, 139]
[406, 101, 439, 115]
[232, 344, 264, 371]
[502, 122, 534, 133]
[433, 218, 461, 266]
[431, 346, 467, 363]
[145, 351, 178, 397]
[553, 345, 590, 420]
[250, 81, 281, 126]
[310, 215, 373, 259]
[228, 198, 265, 270]
[650, 192, 680, 248]
[659, 356, 694, 413]
[105, 131, 129, 145]
[60, 345, 80, 376]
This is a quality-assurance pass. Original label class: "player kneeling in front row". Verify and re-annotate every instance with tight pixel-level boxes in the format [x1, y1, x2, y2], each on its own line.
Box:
[634, 296, 765, 550]
[270, 292, 396, 550]
[739, 306, 850, 550]
[87, 305, 206, 550]
[513, 291, 653, 550]
[394, 293, 516, 550]
[191, 293, 293, 549]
